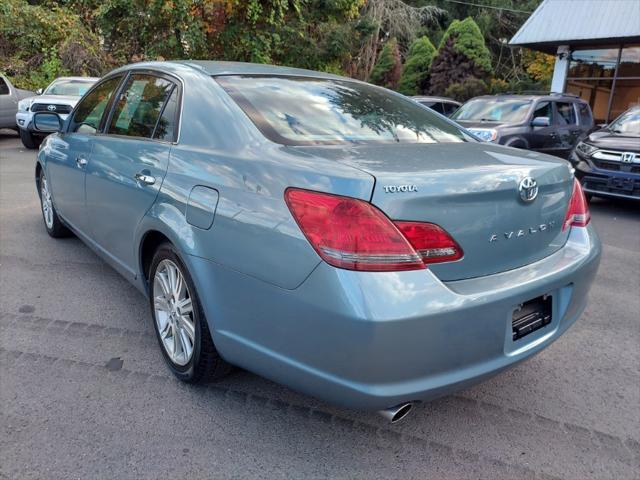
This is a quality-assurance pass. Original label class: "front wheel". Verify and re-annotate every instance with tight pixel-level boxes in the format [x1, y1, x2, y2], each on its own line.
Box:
[20, 128, 41, 149]
[149, 243, 231, 383]
[38, 171, 71, 238]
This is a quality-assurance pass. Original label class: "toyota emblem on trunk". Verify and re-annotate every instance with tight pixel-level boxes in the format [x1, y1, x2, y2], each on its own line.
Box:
[519, 177, 538, 202]
[47, 105, 57, 111]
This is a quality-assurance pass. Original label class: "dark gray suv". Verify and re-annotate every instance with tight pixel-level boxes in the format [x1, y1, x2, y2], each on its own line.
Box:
[452, 93, 594, 158]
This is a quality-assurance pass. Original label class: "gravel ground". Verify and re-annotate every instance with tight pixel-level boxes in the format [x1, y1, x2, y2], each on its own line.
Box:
[1, 130, 639, 479]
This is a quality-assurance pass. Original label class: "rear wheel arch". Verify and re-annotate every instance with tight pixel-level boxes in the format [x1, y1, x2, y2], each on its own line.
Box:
[139, 230, 172, 288]
[35, 162, 43, 191]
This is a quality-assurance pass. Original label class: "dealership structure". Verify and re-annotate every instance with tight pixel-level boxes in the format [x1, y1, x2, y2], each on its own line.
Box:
[510, 0, 640, 124]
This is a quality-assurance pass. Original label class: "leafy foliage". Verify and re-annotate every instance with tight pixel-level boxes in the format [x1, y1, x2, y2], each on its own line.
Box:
[2, 0, 550, 98]
[370, 38, 402, 89]
[0, 0, 105, 89]
[444, 77, 488, 102]
[398, 36, 436, 95]
[429, 18, 492, 97]
[438, 18, 492, 73]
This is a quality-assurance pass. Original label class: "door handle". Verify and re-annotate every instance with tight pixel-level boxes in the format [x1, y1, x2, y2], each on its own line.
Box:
[76, 156, 88, 167]
[135, 172, 156, 185]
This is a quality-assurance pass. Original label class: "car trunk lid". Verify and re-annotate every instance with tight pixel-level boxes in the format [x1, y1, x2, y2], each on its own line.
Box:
[291, 142, 573, 281]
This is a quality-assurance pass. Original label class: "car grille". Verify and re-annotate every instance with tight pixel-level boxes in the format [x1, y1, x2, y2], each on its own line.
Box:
[592, 159, 640, 174]
[31, 103, 72, 114]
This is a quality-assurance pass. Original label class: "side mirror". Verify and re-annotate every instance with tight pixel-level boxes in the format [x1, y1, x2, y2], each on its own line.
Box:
[531, 117, 551, 127]
[597, 123, 608, 129]
[33, 112, 62, 133]
[35, 88, 43, 95]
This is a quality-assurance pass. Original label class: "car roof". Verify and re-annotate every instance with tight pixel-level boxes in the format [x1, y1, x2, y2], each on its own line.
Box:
[51, 77, 100, 82]
[468, 93, 586, 103]
[411, 96, 460, 104]
[110, 60, 345, 81]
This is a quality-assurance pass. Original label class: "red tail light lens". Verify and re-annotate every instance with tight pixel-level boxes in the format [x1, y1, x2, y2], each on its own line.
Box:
[395, 221, 463, 264]
[285, 188, 463, 271]
[285, 188, 424, 271]
[562, 179, 591, 231]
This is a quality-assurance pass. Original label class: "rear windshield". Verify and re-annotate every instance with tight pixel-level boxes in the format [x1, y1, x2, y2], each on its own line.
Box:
[452, 98, 532, 123]
[215, 76, 471, 146]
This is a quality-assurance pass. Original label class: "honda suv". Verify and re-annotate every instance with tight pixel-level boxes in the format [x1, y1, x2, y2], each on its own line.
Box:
[571, 106, 640, 201]
[452, 93, 594, 158]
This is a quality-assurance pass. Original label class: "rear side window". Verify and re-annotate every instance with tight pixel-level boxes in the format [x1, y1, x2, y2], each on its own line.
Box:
[442, 103, 458, 116]
[108, 74, 175, 139]
[216, 76, 470, 145]
[153, 87, 179, 141]
[533, 101, 552, 121]
[0, 77, 8, 95]
[577, 103, 593, 126]
[555, 102, 577, 125]
[70, 76, 123, 134]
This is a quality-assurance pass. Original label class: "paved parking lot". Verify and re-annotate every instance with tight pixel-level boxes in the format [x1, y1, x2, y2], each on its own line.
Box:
[1, 130, 638, 479]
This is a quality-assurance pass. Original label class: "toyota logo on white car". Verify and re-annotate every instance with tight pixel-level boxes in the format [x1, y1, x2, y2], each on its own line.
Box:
[47, 105, 57, 112]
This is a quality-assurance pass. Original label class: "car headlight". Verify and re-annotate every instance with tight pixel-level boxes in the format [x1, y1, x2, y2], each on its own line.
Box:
[575, 141, 597, 157]
[468, 128, 498, 142]
[18, 99, 32, 112]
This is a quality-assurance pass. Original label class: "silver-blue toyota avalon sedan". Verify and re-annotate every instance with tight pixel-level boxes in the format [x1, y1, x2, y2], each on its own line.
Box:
[32, 61, 601, 423]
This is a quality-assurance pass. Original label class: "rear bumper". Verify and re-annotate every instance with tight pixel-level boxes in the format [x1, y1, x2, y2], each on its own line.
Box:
[187, 224, 601, 410]
[571, 152, 640, 200]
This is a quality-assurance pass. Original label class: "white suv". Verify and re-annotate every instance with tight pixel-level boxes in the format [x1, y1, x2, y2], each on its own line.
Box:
[16, 76, 98, 148]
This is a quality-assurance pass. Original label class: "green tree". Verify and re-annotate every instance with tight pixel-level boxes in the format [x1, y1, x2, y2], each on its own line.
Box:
[429, 17, 491, 96]
[370, 38, 402, 89]
[0, 0, 105, 89]
[398, 36, 436, 95]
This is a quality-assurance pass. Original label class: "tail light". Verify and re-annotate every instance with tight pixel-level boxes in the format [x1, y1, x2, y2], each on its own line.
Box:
[562, 179, 591, 231]
[284, 188, 462, 272]
[395, 222, 463, 264]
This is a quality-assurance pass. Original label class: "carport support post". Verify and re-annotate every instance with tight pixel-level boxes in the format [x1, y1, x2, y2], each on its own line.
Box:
[551, 45, 570, 93]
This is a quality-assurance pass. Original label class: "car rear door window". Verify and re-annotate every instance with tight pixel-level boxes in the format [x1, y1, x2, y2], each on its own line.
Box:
[108, 74, 175, 139]
[152, 87, 179, 141]
[577, 103, 593, 126]
[442, 103, 458, 116]
[70, 76, 123, 134]
[555, 102, 577, 125]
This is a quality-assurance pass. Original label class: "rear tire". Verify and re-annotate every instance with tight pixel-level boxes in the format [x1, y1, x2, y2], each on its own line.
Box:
[20, 128, 41, 149]
[149, 242, 231, 383]
[38, 171, 71, 238]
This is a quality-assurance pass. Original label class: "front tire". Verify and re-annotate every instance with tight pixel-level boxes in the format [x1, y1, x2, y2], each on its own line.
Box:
[20, 128, 41, 149]
[149, 243, 230, 383]
[38, 171, 71, 238]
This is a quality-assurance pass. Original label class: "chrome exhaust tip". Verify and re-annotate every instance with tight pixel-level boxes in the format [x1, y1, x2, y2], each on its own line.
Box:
[378, 402, 413, 423]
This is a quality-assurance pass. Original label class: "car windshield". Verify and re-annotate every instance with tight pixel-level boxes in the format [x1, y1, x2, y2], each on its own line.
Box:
[215, 76, 471, 145]
[608, 109, 640, 135]
[452, 98, 532, 123]
[45, 79, 95, 96]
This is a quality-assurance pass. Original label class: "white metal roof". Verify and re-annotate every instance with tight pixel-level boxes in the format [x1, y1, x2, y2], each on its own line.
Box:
[510, 0, 640, 52]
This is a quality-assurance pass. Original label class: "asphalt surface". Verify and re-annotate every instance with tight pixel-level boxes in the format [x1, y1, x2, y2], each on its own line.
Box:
[0, 130, 638, 479]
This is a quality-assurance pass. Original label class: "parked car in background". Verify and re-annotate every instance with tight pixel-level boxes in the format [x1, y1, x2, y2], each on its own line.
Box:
[571, 106, 640, 201]
[16, 76, 98, 149]
[31, 61, 600, 422]
[411, 96, 461, 117]
[0, 74, 33, 131]
[452, 93, 594, 158]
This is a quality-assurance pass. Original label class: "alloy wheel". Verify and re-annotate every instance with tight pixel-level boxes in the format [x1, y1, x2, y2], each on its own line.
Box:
[153, 259, 195, 366]
[40, 175, 54, 229]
